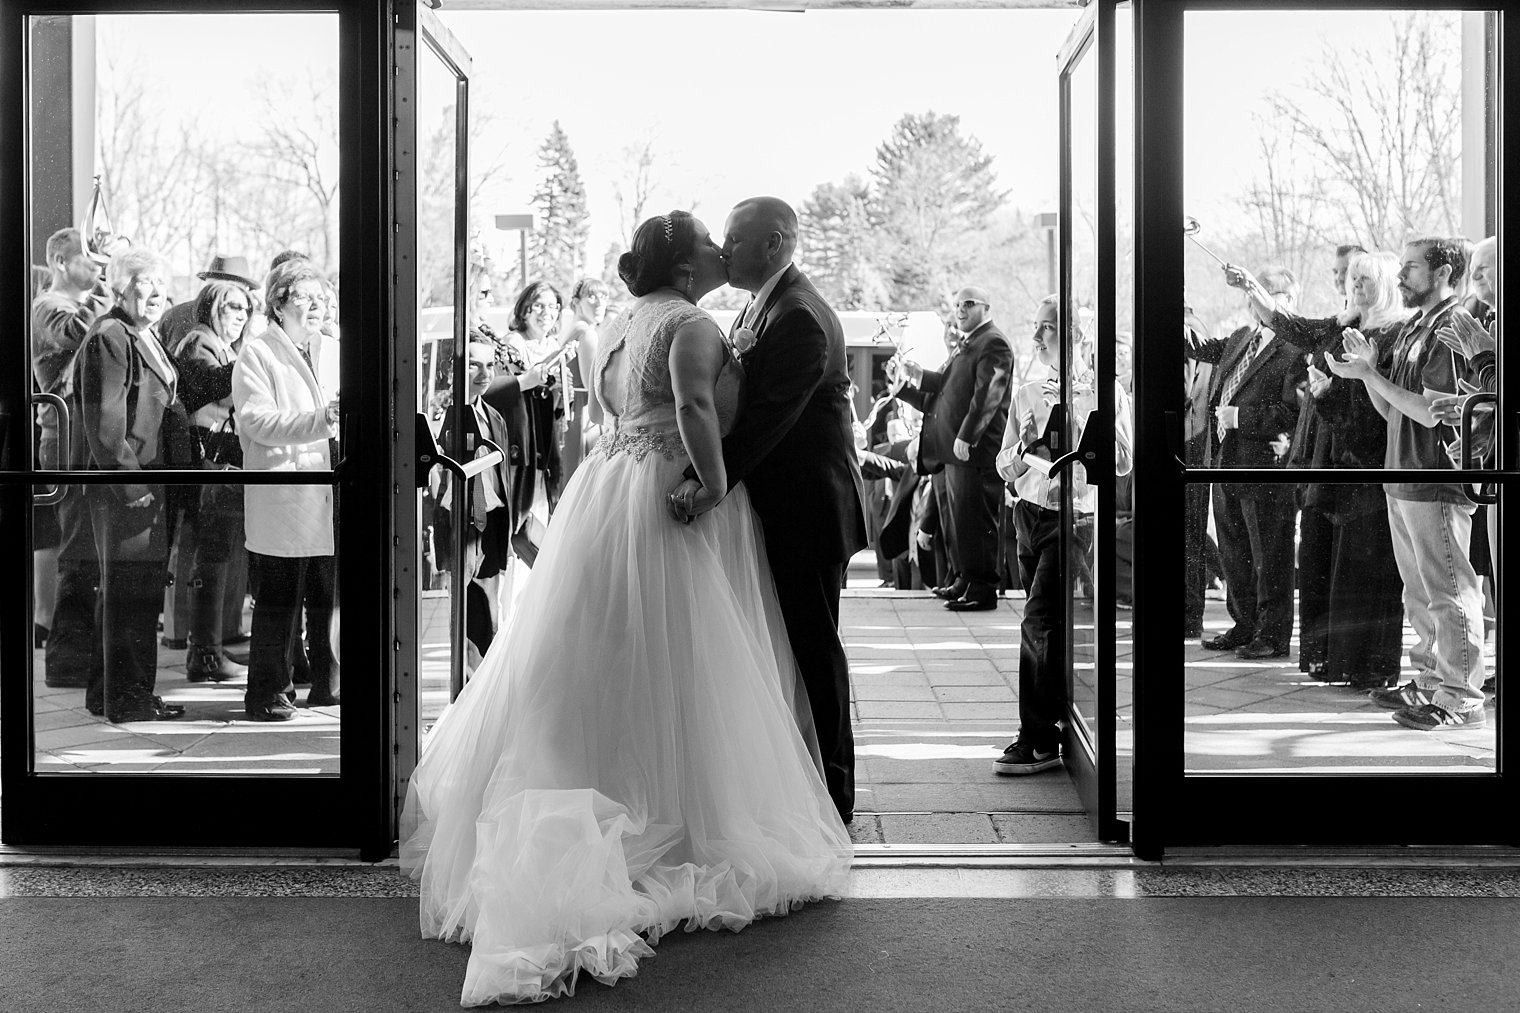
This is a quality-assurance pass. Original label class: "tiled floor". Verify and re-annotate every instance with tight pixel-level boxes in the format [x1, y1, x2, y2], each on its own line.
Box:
[19, 562, 1500, 845]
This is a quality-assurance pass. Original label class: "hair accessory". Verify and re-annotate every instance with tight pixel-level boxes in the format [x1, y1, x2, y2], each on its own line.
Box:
[661, 216, 674, 245]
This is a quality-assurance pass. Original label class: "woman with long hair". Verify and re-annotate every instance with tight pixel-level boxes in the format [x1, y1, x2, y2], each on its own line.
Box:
[1230, 250, 1412, 688]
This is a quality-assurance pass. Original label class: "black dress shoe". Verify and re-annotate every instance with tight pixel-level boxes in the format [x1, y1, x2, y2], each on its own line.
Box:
[1235, 639, 1288, 660]
[1203, 630, 1254, 651]
[109, 697, 186, 723]
[931, 582, 967, 601]
[246, 699, 297, 722]
[304, 691, 341, 707]
[946, 596, 997, 612]
[840, 811, 854, 826]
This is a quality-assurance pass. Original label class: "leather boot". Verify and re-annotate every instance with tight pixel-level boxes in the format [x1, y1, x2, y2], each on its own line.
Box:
[186, 644, 248, 683]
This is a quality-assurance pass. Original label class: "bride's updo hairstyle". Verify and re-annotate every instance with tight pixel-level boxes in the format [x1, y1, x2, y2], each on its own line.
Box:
[618, 210, 696, 298]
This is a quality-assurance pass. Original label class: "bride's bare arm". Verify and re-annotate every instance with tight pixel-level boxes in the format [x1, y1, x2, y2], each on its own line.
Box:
[669, 318, 729, 503]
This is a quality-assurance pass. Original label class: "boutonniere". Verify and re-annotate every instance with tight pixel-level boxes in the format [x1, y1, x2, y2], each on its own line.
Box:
[731, 326, 757, 356]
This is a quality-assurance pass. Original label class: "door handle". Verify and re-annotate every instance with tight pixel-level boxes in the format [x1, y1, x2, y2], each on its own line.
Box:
[1459, 392, 1499, 506]
[1047, 408, 1105, 484]
[414, 413, 505, 486]
[32, 393, 69, 507]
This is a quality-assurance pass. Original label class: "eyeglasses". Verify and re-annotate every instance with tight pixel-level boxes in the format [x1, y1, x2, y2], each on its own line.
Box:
[224, 303, 250, 314]
[289, 292, 326, 309]
[957, 300, 987, 311]
[529, 301, 559, 314]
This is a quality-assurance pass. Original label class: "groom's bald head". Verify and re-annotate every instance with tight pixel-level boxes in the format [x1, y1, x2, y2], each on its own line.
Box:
[723, 197, 798, 293]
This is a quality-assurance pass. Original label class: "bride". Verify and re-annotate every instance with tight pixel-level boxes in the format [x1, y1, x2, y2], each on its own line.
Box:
[401, 210, 853, 1006]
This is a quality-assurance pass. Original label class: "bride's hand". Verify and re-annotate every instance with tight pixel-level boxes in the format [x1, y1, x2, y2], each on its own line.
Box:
[686, 483, 724, 520]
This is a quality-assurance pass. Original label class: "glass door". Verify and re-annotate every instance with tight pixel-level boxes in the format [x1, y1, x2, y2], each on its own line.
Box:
[1055, 1, 1126, 842]
[0, 3, 392, 853]
[1131, 1, 1514, 856]
[392, 4, 479, 813]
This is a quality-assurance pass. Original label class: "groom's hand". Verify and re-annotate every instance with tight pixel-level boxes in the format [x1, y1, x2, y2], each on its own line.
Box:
[666, 478, 703, 524]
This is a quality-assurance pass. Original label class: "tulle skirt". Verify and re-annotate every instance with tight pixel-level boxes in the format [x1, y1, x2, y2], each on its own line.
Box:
[401, 439, 853, 1006]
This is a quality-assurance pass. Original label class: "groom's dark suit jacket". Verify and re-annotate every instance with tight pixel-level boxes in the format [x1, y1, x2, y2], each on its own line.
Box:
[721, 265, 867, 569]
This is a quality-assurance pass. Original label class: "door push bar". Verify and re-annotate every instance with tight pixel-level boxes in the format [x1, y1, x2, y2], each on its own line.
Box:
[414, 413, 505, 486]
[1460, 392, 1499, 506]
[31, 393, 69, 507]
[1045, 407, 1107, 483]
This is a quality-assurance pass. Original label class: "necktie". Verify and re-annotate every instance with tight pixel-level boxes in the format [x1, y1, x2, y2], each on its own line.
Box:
[1216, 332, 1270, 443]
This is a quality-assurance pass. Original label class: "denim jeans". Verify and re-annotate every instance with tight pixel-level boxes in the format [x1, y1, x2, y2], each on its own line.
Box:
[1384, 494, 1486, 713]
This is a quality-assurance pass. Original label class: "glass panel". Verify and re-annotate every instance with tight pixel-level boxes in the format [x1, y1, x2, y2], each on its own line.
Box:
[1180, 10, 1500, 773]
[416, 39, 465, 743]
[1182, 9, 1499, 477]
[1185, 482, 1497, 773]
[32, 483, 341, 773]
[1114, 0, 1135, 813]
[27, 13, 341, 773]
[1065, 37, 1099, 746]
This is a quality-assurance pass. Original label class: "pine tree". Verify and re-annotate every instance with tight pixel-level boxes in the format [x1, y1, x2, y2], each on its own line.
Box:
[799, 175, 890, 311]
[869, 111, 1007, 311]
[528, 121, 590, 293]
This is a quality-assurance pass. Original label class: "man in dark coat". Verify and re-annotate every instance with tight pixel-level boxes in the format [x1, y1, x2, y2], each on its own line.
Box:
[1186, 267, 1307, 659]
[671, 196, 867, 824]
[892, 287, 1015, 610]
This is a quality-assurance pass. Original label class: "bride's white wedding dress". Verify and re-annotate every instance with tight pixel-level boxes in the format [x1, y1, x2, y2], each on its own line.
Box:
[401, 293, 852, 1006]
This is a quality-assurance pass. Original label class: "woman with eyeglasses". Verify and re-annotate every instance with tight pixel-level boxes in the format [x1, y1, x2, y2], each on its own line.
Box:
[232, 258, 341, 721]
[171, 279, 254, 684]
[506, 280, 568, 516]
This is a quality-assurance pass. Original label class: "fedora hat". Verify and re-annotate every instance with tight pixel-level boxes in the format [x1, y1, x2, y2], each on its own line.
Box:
[197, 253, 257, 288]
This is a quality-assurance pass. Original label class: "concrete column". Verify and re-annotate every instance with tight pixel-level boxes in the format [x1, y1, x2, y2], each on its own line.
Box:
[1460, 12, 1495, 241]
[26, 15, 95, 264]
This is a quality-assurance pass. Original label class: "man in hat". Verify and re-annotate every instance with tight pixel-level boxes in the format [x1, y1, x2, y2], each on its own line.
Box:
[158, 254, 258, 353]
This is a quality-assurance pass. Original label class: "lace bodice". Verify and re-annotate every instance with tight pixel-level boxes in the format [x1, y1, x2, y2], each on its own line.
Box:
[594, 294, 743, 459]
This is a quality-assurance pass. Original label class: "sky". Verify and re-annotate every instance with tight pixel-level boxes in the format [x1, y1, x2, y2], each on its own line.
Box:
[87, 7, 1475, 280]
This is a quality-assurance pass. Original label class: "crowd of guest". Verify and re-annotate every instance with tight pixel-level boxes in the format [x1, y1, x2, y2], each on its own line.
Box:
[420, 238, 613, 676]
[1196, 235, 1501, 733]
[29, 229, 342, 723]
[853, 228, 1500, 769]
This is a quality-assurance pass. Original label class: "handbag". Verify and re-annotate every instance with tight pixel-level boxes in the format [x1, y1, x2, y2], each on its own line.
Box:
[202, 409, 241, 470]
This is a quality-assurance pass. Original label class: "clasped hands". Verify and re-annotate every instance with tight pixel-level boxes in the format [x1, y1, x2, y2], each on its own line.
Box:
[666, 478, 724, 525]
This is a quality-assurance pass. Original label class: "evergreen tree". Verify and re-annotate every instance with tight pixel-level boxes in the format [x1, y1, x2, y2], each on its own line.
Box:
[528, 121, 590, 293]
[869, 111, 1007, 310]
[798, 175, 890, 311]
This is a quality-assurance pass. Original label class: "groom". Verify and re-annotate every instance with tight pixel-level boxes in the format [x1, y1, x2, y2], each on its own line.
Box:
[671, 196, 867, 824]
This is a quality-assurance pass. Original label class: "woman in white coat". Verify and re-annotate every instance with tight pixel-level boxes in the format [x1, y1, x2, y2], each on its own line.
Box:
[232, 258, 340, 722]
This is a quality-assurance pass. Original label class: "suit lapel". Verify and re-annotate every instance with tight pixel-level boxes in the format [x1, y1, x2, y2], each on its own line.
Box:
[750, 264, 800, 341]
[135, 329, 178, 392]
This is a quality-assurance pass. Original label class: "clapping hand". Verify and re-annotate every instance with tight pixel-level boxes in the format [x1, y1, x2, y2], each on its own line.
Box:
[1435, 309, 1496, 360]
[1326, 328, 1376, 380]
[1306, 360, 1333, 400]
[1430, 377, 1495, 428]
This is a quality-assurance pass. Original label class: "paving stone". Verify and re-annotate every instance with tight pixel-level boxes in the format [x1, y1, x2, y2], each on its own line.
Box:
[852, 683, 937, 702]
[862, 756, 1003, 785]
[879, 812, 998, 845]
[932, 685, 1015, 703]
[871, 780, 1081, 813]
[846, 815, 884, 845]
[940, 702, 1017, 722]
[855, 701, 943, 720]
[990, 812, 1098, 844]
